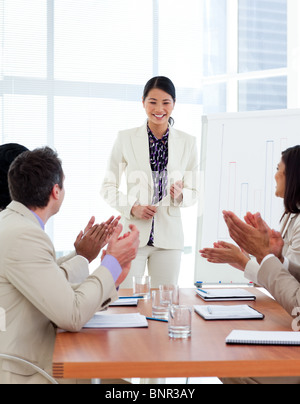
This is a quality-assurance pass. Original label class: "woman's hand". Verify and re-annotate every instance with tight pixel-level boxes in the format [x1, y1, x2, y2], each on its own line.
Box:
[170, 181, 184, 203]
[131, 204, 157, 220]
[244, 212, 284, 263]
[200, 241, 251, 271]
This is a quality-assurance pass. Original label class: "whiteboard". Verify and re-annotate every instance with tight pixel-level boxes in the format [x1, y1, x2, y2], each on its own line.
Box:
[195, 109, 300, 285]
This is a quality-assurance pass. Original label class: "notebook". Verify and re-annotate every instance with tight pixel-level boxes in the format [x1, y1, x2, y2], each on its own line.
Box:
[83, 313, 148, 329]
[109, 298, 139, 307]
[194, 305, 264, 321]
[226, 330, 300, 346]
[196, 288, 256, 302]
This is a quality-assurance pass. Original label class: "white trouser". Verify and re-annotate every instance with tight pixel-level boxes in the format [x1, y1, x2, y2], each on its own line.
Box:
[121, 246, 182, 289]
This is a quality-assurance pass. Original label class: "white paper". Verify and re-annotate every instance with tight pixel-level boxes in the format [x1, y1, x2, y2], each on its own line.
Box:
[83, 313, 148, 329]
[194, 305, 263, 320]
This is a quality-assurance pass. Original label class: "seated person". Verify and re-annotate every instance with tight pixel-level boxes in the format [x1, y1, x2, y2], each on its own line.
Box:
[219, 211, 300, 384]
[200, 145, 300, 281]
[0, 147, 139, 384]
[0, 143, 120, 284]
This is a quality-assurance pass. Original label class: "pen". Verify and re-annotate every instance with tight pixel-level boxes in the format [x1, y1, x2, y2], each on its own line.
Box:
[198, 289, 209, 294]
[207, 306, 213, 315]
[119, 296, 144, 299]
[146, 317, 168, 323]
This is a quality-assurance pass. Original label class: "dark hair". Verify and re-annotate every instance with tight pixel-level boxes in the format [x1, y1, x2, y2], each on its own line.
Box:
[8, 146, 64, 209]
[143, 76, 176, 126]
[0, 143, 29, 210]
[282, 145, 300, 214]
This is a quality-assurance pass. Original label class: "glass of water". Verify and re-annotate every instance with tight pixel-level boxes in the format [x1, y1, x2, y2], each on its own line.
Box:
[133, 276, 151, 300]
[159, 284, 180, 305]
[168, 305, 192, 339]
[152, 290, 173, 320]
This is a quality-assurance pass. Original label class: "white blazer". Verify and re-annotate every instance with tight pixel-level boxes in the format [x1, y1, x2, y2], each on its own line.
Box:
[101, 123, 200, 250]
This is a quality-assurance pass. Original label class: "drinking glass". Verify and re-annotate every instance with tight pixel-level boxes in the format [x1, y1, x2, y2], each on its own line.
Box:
[133, 276, 151, 300]
[152, 290, 173, 320]
[168, 305, 192, 339]
[159, 284, 180, 305]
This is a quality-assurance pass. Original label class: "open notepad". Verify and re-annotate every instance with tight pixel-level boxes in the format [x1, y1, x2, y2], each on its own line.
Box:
[226, 330, 300, 346]
[194, 305, 264, 321]
[83, 313, 148, 329]
[196, 289, 256, 302]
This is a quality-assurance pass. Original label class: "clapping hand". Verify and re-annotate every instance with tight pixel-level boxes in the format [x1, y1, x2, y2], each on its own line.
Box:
[74, 215, 121, 263]
[223, 211, 284, 264]
[102, 224, 140, 288]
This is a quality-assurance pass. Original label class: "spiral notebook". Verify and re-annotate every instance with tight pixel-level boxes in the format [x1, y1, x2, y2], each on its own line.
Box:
[226, 330, 300, 346]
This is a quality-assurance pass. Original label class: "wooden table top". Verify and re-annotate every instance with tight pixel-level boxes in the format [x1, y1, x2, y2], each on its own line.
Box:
[52, 288, 300, 380]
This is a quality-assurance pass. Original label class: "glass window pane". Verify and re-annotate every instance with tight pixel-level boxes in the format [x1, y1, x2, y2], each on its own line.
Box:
[0, 1, 3, 80]
[54, 0, 153, 84]
[203, 83, 227, 114]
[53, 96, 146, 252]
[2, 95, 47, 148]
[239, 0, 287, 73]
[3, 0, 47, 78]
[203, 0, 227, 76]
[158, 0, 202, 87]
[239, 76, 287, 111]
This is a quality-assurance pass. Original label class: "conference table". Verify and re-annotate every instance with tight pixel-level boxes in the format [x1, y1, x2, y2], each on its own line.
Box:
[52, 288, 300, 380]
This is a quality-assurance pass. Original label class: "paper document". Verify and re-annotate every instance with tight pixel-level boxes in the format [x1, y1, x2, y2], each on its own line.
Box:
[83, 313, 148, 329]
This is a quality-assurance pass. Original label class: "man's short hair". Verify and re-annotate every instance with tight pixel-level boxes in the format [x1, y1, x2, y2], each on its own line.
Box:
[8, 147, 64, 209]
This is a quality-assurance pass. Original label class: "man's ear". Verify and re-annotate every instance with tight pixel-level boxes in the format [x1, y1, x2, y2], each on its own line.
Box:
[51, 184, 61, 201]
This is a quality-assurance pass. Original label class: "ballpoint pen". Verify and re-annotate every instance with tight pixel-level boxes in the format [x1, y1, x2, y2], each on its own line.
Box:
[207, 306, 213, 315]
[146, 317, 168, 323]
[198, 289, 209, 294]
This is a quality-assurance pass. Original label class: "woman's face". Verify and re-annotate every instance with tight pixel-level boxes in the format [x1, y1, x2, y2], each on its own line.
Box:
[143, 88, 175, 128]
[275, 159, 286, 198]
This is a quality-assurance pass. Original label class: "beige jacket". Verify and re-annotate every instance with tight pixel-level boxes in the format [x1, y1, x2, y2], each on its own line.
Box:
[101, 123, 200, 249]
[0, 202, 118, 384]
[258, 256, 300, 317]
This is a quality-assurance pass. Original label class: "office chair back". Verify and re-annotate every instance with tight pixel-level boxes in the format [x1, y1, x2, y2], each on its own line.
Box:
[0, 354, 58, 384]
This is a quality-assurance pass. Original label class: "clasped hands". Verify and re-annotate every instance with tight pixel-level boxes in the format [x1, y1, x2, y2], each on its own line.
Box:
[200, 211, 284, 270]
[74, 216, 140, 287]
[131, 181, 184, 220]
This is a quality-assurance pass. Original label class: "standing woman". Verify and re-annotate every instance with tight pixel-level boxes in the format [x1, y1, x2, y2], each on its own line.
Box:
[101, 77, 199, 288]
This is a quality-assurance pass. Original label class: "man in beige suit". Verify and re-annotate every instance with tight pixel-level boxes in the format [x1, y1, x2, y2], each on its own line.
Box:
[0, 147, 140, 384]
[222, 210, 300, 384]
